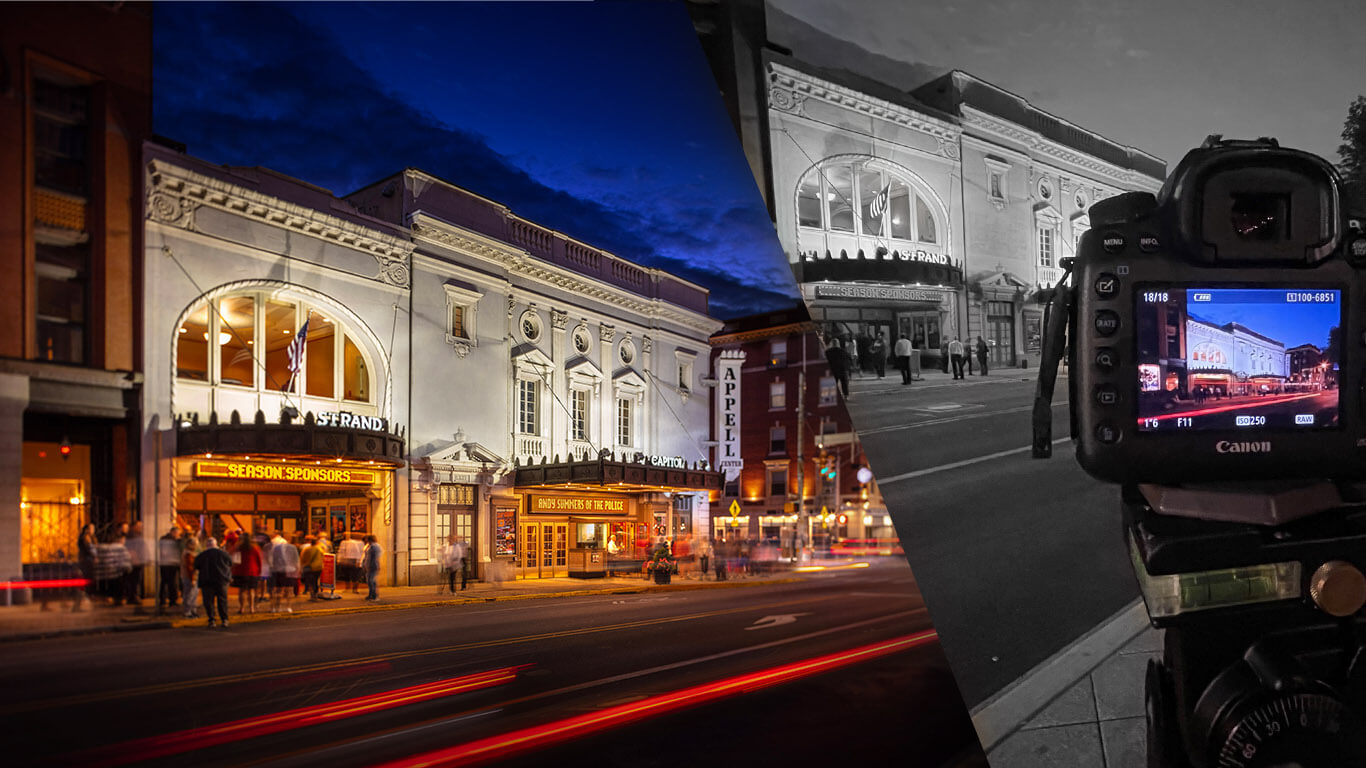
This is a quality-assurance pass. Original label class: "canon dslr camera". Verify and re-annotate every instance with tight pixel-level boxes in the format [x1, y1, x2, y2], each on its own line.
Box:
[1034, 136, 1366, 768]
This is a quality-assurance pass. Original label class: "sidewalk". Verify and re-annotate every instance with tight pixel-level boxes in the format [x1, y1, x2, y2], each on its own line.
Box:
[970, 599, 1156, 768]
[845, 366, 1047, 398]
[0, 567, 809, 642]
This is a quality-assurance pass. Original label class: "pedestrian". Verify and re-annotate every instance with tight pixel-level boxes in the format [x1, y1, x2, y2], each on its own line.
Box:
[180, 532, 200, 618]
[940, 339, 950, 374]
[157, 526, 181, 610]
[451, 535, 470, 591]
[846, 339, 860, 378]
[123, 521, 148, 607]
[95, 531, 131, 606]
[975, 336, 990, 376]
[232, 535, 262, 615]
[193, 537, 232, 628]
[949, 337, 966, 379]
[74, 523, 98, 611]
[870, 332, 888, 378]
[268, 530, 300, 613]
[338, 534, 365, 594]
[894, 333, 914, 385]
[698, 537, 713, 581]
[824, 339, 851, 399]
[361, 534, 383, 601]
[299, 536, 323, 600]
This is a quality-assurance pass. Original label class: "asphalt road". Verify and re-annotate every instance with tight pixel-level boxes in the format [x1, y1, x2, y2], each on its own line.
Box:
[846, 371, 1139, 708]
[2, 560, 986, 768]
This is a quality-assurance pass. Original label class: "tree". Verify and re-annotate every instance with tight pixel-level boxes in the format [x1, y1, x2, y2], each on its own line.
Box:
[1339, 96, 1366, 216]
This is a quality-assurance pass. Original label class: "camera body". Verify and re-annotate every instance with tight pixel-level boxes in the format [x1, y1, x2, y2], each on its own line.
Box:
[1071, 139, 1359, 484]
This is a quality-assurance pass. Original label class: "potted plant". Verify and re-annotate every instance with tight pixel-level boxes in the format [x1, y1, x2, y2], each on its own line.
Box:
[643, 545, 678, 585]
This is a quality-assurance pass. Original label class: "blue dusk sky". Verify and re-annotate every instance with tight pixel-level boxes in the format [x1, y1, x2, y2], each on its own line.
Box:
[1187, 289, 1340, 350]
[152, 2, 796, 319]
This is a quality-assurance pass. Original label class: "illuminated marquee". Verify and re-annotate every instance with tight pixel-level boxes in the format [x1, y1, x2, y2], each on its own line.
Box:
[195, 461, 379, 485]
[528, 495, 630, 515]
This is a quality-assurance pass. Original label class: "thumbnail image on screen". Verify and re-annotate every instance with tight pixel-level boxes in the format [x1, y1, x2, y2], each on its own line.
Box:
[1134, 286, 1341, 432]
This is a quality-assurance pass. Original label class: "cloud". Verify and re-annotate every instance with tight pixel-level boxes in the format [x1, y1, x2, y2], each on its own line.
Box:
[153, 3, 796, 318]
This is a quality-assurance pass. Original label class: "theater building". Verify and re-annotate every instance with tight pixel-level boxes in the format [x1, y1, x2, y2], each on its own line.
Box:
[141, 144, 413, 583]
[345, 170, 722, 582]
[689, 11, 1165, 369]
[708, 305, 885, 554]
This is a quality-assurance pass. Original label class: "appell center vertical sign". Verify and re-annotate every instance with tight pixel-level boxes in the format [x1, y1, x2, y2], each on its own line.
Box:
[715, 350, 745, 482]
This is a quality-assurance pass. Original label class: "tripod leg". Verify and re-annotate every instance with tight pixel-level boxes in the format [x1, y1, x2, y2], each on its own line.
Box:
[1146, 658, 1186, 768]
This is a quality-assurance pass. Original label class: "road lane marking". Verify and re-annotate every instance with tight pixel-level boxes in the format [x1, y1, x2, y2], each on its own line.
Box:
[371, 629, 943, 767]
[745, 613, 812, 630]
[227, 609, 933, 768]
[876, 437, 1071, 486]
[857, 401, 1065, 435]
[0, 593, 847, 715]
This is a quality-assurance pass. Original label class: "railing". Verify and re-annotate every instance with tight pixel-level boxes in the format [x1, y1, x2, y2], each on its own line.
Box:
[564, 242, 601, 270]
[516, 435, 547, 461]
[508, 218, 554, 257]
[1037, 265, 1065, 288]
[568, 440, 596, 462]
[610, 260, 646, 285]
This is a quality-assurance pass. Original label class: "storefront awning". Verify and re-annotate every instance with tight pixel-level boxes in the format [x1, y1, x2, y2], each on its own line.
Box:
[513, 454, 722, 494]
[174, 409, 405, 467]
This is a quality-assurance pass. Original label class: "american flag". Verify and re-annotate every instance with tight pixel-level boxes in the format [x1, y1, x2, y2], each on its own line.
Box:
[287, 318, 309, 382]
[868, 184, 890, 219]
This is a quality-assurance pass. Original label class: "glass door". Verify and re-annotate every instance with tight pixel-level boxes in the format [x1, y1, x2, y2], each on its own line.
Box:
[521, 522, 540, 578]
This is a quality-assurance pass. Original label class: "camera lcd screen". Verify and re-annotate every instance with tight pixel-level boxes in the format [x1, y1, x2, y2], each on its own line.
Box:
[1134, 286, 1341, 432]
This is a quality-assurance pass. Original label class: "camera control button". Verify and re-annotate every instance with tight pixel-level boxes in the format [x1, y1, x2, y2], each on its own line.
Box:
[1102, 232, 1126, 253]
[1094, 273, 1119, 298]
[1094, 385, 1118, 406]
[1094, 311, 1120, 336]
[1094, 348, 1117, 370]
[1095, 422, 1120, 444]
[1138, 234, 1160, 252]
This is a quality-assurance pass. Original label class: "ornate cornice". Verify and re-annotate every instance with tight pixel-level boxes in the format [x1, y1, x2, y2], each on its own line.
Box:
[962, 107, 1162, 192]
[146, 159, 414, 288]
[768, 63, 960, 155]
[710, 321, 820, 346]
[411, 215, 721, 337]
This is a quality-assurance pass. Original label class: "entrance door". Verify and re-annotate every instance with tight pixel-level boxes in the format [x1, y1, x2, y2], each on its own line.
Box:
[986, 302, 1015, 367]
[519, 521, 568, 578]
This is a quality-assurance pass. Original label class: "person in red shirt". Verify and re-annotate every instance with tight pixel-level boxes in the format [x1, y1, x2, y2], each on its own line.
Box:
[232, 536, 263, 615]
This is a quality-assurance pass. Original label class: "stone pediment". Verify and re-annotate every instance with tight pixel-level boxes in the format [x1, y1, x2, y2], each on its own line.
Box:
[565, 356, 603, 380]
[970, 270, 1030, 289]
[426, 439, 504, 467]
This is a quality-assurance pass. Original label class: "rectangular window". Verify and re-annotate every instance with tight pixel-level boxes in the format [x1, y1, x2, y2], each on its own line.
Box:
[305, 311, 335, 398]
[724, 479, 740, 497]
[451, 305, 466, 339]
[177, 303, 210, 382]
[769, 426, 786, 454]
[342, 334, 369, 403]
[826, 164, 855, 232]
[768, 467, 788, 497]
[819, 376, 837, 406]
[769, 381, 785, 409]
[571, 389, 589, 441]
[617, 397, 632, 447]
[517, 379, 539, 434]
[678, 362, 692, 392]
[32, 75, 92, 364]
[264, 300, 298, 392]
[1038, 227, 1054, 268]
[798, 173, 823, 228]
[218, 295, 256, 388]
[769, 340, 787, 367]
[859, 167, 885, 237]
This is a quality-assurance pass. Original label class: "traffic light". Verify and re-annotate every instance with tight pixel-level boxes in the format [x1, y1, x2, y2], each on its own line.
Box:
[819, 453, 837, 481]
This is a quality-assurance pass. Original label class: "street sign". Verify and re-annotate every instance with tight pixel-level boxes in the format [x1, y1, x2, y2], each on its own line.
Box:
[728, 500, 741, 516]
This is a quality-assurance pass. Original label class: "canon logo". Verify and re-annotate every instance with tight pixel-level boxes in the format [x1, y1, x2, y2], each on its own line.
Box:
[1216, 440, 1272, 454]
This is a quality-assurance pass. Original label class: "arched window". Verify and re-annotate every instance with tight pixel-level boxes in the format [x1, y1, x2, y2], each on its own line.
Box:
[796, 159, 943, 246]
[176, 291, 374, 405]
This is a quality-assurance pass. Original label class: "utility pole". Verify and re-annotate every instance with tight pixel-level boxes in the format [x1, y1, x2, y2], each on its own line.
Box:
[795, 364, 804, 562]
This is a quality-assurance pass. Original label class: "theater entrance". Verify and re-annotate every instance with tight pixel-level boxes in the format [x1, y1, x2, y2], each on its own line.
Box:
[519, 520, 567, 579]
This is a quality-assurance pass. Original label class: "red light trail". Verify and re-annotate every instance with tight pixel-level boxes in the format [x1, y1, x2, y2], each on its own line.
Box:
[375, 630, 939, 768]
[80, 664, 530, 766]
[1137, 391, 1326, 424]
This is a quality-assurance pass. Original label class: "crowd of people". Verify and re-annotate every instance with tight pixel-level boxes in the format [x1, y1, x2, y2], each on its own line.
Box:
[71, 524, 386, 626]
[823, 330, 994, 394]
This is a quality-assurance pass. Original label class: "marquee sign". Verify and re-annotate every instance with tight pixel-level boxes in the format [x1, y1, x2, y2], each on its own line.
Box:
[315, 411, 388, 431]
[715, 350, 744, 482]
[528, 494, 630, 515]
[813, 284, 949, 303]
[195, 460, 378, 485]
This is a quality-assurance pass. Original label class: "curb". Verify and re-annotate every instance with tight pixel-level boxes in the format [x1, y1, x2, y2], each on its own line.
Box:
[0, 619, 174, 644]
[161, 576, 806, 628]
[969, 598, 1148, 751]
